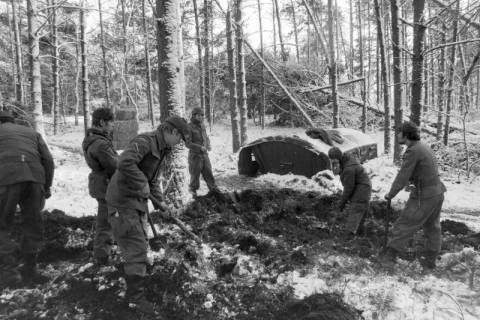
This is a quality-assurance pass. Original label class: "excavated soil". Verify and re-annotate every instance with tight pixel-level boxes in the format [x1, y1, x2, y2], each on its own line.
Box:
[1, 188, 478, 319]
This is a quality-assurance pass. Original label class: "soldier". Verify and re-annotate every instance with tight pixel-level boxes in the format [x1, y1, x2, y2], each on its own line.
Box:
[82, 108, 118, 266]
[186, 107, 220, 197]
[0, 111, 54, 287]
[106, 116, 190, 315]
[383, 121, 446, 269]
[328, 147, 372, 236]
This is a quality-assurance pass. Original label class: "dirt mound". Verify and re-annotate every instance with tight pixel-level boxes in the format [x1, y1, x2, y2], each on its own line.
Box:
[441, 219, 471, 235]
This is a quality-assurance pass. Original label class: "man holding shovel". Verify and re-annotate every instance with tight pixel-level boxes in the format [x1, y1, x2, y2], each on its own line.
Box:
[382, 121, 446, 269]
[106, 115, 190, 315]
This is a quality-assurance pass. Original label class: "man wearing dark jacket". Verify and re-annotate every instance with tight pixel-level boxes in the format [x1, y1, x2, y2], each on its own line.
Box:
[0, 111, 54, 287]
[186, 107, 219, 197]
[106, 116, 190, 315]
[82, 108, 118, 266]
[328, 147, 372, 236]
[383, 121, 446, 269]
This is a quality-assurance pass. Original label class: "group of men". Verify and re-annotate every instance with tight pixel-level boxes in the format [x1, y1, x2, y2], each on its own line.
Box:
[328, 121, 446, 269]
[0, 106, 446, 315]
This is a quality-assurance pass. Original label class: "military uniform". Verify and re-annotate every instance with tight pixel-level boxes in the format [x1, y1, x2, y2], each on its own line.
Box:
[0, 121, 54, 285]
[386, 140, 446, 255]
[106, 130, 171, 276]
[82, 128, 118, 262]
[187, 115, 218, 195]
[337, 154, 372, 234]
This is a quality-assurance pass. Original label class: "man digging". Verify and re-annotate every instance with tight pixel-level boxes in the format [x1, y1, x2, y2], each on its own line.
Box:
[328, 147, 372, 238]
[186, 107, 221, 198]
[0, 111, 54, 287]
[82, 107, 118, 266]
[106, 115, 190, 316]
[382, 121, 446, 269]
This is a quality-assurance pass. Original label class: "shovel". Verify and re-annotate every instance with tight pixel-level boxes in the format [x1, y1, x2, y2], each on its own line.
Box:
[146, 209, 164, 252]
[149, 196, 202, 245]
[384, 200, 391, 249]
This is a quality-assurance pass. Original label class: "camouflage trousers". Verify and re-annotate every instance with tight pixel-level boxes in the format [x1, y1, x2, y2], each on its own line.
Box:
[108, 207, 149, 277]
[388, 193, 444, 253]
[0, 182, 45, 260]
[93, 199, 113, 259]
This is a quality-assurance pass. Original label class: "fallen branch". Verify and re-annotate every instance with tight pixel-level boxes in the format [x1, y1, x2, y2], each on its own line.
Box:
[299, 77, 365, 93]
[429, 0, 480, 31]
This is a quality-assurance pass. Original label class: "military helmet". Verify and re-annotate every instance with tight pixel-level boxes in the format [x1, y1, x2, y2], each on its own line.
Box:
[164, 116, 190, 141]
[327, 147, 343, 160]
[191, 107, 204, 116]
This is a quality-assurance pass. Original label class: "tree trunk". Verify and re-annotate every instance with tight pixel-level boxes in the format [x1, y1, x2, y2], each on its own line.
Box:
[75, 20, 80, 126]
[327, 0, 338, 128]
[235, 0, 248, 145]
[390, 0, 403, 161]
[307, 15, 311, 65]
[409, 0, 426, 126]
[27, 0, 45, 136]
[289, 0, 300, 63]
[142, 0, 155, 127]
[374, 0, 390, 153]
[98, 0, 111, 110]
[11, 0, 24, 104]
[226, 9, 241, 152]
[51, 0, 59, 135]
[121, 0, 129, 106]
[436, 23, 447, 140]
[349, 0, 354, 80]
[358, 0, 367, 133]
[302, 0, 330, 65]
[443, 0, 460, 145]
[8, 3, 17, 101]
[274, 0, 287, 62]
[80, 0, 89, 134]
[203, 0, 212, 128]
[156, 0, 187, 202]
[192, 0, 205, 114]
[272, 0, 277, 58]
[257, 0, 266, 129]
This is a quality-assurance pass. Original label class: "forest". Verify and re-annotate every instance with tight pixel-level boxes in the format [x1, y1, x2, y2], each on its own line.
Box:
[1, 0, 480, 319]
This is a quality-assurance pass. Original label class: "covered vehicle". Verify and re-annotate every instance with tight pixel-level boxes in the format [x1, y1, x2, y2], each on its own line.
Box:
[238, 128, 377, 178]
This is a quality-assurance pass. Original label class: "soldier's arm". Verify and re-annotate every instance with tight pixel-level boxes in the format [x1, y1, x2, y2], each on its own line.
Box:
[184, 129, 204, 153]
[117, 136, 151, 198]
[37, 134, 54, 189]
[387, 148, 417, 199]
[205, 129, 211, 151]
[92, 140, 118, 177]
[338, 166, 355, 209]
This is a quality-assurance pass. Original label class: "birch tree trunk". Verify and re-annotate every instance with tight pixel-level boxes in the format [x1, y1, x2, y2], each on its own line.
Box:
[290, 0, 300, 63]
[75, 20, 80, 126]
[11, 0, 24, 104]
[226, 9, 241, 152]
[443, 0, 460, 145]
[327, 0, 338, 127]
[27, 0, 45, 136]
[374, 0, 390, 153]
[192, 0, 205, 114]
[257, 0, 266, 129]
[8, 4, 16, 101]
[80, 0, 89, 133]
[390, 0, 403, 161]
[98, 0, 111, 109]
[235, 0, 248, 145]
[156, 0, 187, 201]
[142, 0, 155, 126]
[349, 0, 354, 79]
[272, 0, 277, 58]
[358, 0, 367, 133]
[409, 0, 427, 126]
[51, 0, 59, 135]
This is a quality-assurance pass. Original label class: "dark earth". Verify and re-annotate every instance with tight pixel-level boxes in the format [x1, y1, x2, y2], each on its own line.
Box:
[1, 188, 478, 320]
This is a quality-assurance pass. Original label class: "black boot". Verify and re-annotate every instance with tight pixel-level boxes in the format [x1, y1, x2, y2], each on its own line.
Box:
[0, 256, 22, 288]
[419, 251, 438, 270]
[20, 253, 50, 285]
[125, 275, 157, 316]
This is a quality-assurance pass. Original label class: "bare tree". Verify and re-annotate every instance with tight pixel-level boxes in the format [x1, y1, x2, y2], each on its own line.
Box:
[192, 0, 205, 114]
[436, 23, 447, 140]
[327, 0, 338, 127]
[257, 0, 266, 128]
[11, 0, 24, 104]
[142, 0, 155, 126]
[226, 8, 241, 152]
[409, 0, 427, 126]
[98, 0, 111, 110]
[27, 0, 46, 136]
[289, 0, 300, 63]
[391, 0, 403, 161]
[235, 0, 248, 145]
[274, 0, 287, 61]
[358, 0, 367, 133]
[374, 0, 390, 153]
[51, 0, 60, 134]
[80, 0, 89, 133]
[204, 0, 212, 128]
